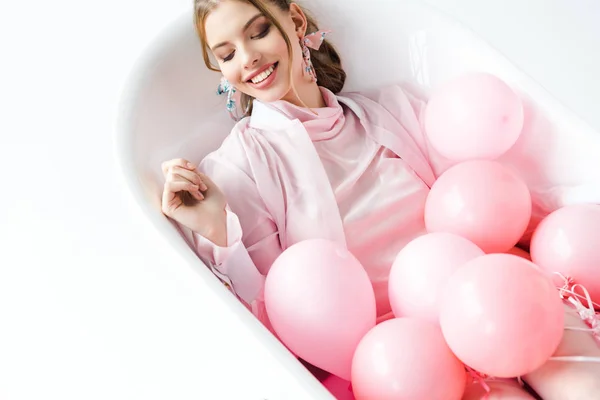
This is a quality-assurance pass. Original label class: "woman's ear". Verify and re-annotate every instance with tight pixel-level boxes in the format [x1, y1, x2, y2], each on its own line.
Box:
[289, 3, 308, 40]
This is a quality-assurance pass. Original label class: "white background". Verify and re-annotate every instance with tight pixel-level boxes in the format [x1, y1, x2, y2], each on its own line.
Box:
[1, 0, 598, 399]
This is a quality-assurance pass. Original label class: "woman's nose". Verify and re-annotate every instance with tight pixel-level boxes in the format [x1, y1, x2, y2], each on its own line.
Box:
[241, 47, 261, 70]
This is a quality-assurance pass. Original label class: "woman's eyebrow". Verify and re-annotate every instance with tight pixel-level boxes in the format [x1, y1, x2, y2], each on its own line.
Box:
[210, 13, 264, 51]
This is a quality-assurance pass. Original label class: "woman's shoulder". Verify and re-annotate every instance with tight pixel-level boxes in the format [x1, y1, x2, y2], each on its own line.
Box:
[201, 118, 255, 173]
[205, 99, 299, 165]
[338, 82, 428, 128]
[341, 82, 427, 110]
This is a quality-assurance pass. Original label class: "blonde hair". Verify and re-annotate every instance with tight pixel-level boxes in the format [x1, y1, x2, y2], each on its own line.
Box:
[194, 0, 346, 115]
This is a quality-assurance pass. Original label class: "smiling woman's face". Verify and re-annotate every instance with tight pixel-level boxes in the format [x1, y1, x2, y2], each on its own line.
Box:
[204, 0, 308, 104]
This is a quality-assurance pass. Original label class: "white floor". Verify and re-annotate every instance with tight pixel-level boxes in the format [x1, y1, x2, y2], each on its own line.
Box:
[1, 1, 598, 399]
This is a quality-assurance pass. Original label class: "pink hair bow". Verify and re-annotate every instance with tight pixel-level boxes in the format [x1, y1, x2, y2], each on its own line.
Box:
[303, 30, 331, 50]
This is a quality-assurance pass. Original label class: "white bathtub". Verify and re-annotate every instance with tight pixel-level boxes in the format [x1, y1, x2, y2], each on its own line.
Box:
[115, 0, 599, 397]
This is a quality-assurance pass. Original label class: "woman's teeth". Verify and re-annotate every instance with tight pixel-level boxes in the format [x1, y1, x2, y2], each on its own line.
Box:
[251, 64, 275, 84]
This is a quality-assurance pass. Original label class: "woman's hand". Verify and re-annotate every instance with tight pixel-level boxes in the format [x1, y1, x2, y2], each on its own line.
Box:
[161, 158, 228, 246]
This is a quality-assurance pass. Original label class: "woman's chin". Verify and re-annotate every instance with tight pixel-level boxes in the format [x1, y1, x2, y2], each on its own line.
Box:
[249, 85, 288, 104]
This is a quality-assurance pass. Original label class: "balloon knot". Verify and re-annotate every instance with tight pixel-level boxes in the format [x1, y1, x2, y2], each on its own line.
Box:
[555, 272, 600, 345]
[466, 366, 492, 398]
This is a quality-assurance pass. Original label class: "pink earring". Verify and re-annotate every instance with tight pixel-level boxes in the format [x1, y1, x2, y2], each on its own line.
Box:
[301, 30, 330, 83]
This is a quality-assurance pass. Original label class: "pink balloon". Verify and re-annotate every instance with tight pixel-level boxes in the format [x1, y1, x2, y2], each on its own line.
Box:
[322, 375, 355, 400]
[351, 318, 467, 400]
[264, 239, 376, 380]
[440, 254, 564, 378]
[424, 72, 524, 161]
[462, 380, 536, 399]
[388, 232, 484, 322]
[425, 160, 532, 253]
[505, 247, 532, 261]
[531, 204, 600, 304]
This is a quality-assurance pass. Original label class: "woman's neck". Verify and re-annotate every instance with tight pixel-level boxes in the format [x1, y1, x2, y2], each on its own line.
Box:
[281, 82, 326, 109]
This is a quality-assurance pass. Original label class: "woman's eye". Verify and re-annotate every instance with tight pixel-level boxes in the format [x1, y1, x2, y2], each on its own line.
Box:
[222, 51, 235, 62]
[219, 23, 270, 62]
[253, 24, 271, 39]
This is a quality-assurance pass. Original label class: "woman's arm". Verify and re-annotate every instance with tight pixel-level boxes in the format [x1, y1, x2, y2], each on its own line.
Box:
[190, 151, 283, 330]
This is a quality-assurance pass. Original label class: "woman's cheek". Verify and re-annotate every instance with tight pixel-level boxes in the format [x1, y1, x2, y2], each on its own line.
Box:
[221, 66, 240, 86]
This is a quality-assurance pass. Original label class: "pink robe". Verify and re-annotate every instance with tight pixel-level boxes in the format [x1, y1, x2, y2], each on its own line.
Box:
[192, 84, 441, 330]
[188, 83, 597, 330]
[264, 88, 430, 318]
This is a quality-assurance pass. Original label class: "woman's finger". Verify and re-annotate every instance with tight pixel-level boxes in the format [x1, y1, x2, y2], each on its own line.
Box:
[161, 185, 180, 216]
[168, 166, 208, 191]
[161, 158, 197, 177]
[196, 172, 217, 191]
[164, 180, 204, 200]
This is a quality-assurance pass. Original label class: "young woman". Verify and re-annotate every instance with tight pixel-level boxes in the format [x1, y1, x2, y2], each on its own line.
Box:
[160, 1, 600, 398]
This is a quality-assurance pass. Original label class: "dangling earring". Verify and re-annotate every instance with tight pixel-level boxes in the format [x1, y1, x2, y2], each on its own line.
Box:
[216, 77, 250, 121]
[301, 30, 330, 83]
